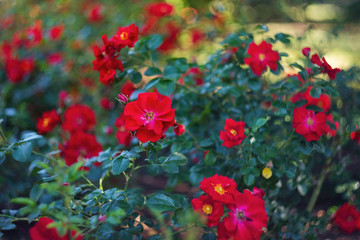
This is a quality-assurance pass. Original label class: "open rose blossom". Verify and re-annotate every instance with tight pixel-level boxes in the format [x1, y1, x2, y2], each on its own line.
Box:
[200, 174, 237, 204]
[191, 195, 224, 227]
[244, 41, 279, 76]
[333, 203, 360, 234]
[310, 53, 341, 80]
[218, 190, 268, 240]
[36, 110, 60, 134]
[290, 86, 331, 112]
[146, 2, 174, 17]
[111, 23, 139, 49]
[220, 119, 246, 148]
[123, 92, 175, 143]
[62, 104, 96, 133]
[292, 107, 326, 141]
[30, 217, 83, 240]
[60, 132, 102, 167]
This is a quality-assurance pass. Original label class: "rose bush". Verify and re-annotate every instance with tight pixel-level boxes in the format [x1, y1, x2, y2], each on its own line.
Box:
[1, 1, 360, 239]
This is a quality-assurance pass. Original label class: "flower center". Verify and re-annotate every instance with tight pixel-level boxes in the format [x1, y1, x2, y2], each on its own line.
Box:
[202, 203, 213, 215]
[214, 184, 226, 195]
[145, 112, 155, 121]
[259, 53, 265, 61]
[43, 118, 50, 127]
[236, 209, 247, 222]
[120, 32, 128, 40]
[306, 117, 314, 126]
[230, 129, 237, 136]
[347, 216, 354, 222]
[317, 101, 323, 108]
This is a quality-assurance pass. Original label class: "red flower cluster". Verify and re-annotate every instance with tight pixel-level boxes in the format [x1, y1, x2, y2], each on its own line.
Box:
[114, 114, 133, 147]
[36, 110, 60, 134]
[120, 81, 136, 98]
[244, 41, 279, 77]
[178, 67, 204, 86]
[30, 217, 82, 240]
[220, 119, 246, 148]
[92, 24, 138, 85]
[12, 21, 43, 48]
[290, 86, 331, 112]
[333, 203, 360, 234]
[123, 92, 175, 143]
[192, 174, 268, 240]
[49, 25, 64, 41]
[292, 107, 326, 141]
[59, 104, 102, 167]
[310, 52, 341, 80]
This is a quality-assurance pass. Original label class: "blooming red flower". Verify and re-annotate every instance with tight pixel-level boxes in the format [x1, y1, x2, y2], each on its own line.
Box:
[100, 97, 114, 110]
[244, 41, 279, 77]
[87, 4, 104, 23]
[60, 132, 102, 167]
[146, 2, 174, 17]
[123, 92, 175, 142]
[115, 114, 133, 147]
[121, 81, 136, 98]
[5, 57, 34, 83]
[290, 86, 331, 112]
[200, 174, 237, 204]
[191, 28, 205, 46]
[37, 110, 60, 134]
[191, 195, 224, 227]
[111, 23, 139, 49]
[333, 203, 360, 234]
[219, 190, 268, 240]
[292, 107, 326, 141]
[173, 123, 186, 136]
[351, 129, 360, 144]
[62, 104, 96, 133]
[324, 114, 339, 137]
[49, 25, 64, 41]
[47, 53, 63, 65]
[220, 119, 246, 148]
[310, 54, 341, 80]
[30, 217, 83, 240]
[158, 22, 181, 52]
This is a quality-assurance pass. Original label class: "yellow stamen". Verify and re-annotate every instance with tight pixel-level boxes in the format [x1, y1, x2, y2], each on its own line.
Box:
[120, 32, 128, 40]
[259, 53, 265, 61]
[202, 203, 213, 215]
[306, 118, 314, 126]
[214, 184, 226, 195]
[230, 129, 237, 136]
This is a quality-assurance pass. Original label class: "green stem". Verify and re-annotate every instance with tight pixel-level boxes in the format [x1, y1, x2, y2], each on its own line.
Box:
[306, 157, 332, 213]
[124, 159, 136, 192]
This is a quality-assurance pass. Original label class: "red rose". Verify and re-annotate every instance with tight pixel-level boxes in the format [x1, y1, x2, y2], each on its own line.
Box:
[30, 217, 82, 240]
[87, 4, 104, 23]
[292, 107, 326, 141]
[291, 87, 331, 112]
[324, 114, 339, 137]
[302, 47, 311, 57]
[220, 119, 246, 148]
[47, 53, 63, 65]
[5, 57, 34, 83]
[115, 114, 133, 147]
[200, 174, 237, 204]
[146, 2, 174, 17]
[219, 190, 268, 240]
[351, 129, 360, 143]
[49, 25, 64, 41]
[60, 132, 102, 167]
[252, 187, 265, 199]
[123, 92, 175, 143]
[310, 54, 341, 80]
[334, 203, 360, 234]
[111, 23, 139, 49]
[157, 22, 181, 52]
[100, 97, 114, 110]
[244, 41, 279, 77]
[121, 81, 136, 97]
[191, 195, 224, 227]
[62, 104, 96, 133]
[37, 110, 60, 134]
[173, 123, 185, 136]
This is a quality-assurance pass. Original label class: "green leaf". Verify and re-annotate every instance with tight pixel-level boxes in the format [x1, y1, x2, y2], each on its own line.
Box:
[156, 79, 175, 96]
[200, 138, 214, 148]
[12, 142, 33, 162]
[130, 71, 142, 84]
[312, 142, 325, 153]
[255, 118, 267, 128]
[11, 197, 36, 207]
[248, 79, 261, 91]
[162, 162, 179, 173]
[243, 174, 255, 186]
[275, 33, 292, 44]
[164, 152, 188, 166]
[310, 87, 321, 98]
[146, 34, 163, 50]
[204, 151, 216, 165]
[144, 67, 162, 76]
[112, 157, 130, 175]
[254, 24, 269, 32]
[146, 194, 177, 212]
[143, 78, 160, 91]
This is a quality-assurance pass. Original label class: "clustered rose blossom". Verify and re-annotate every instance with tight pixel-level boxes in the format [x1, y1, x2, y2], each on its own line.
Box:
[30, 217, 82, 240]
[123, 92, 175, 143]
[220, 119, 246, 148]
[178, 67, 204, 86]
[92, 24, 139, 85]
[290, 86, 339, 141]
[333, 203, 360, 234]
[310, 51, 341, 80]
[244, 41, 279, 77]
[192, 174, 268, 240]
